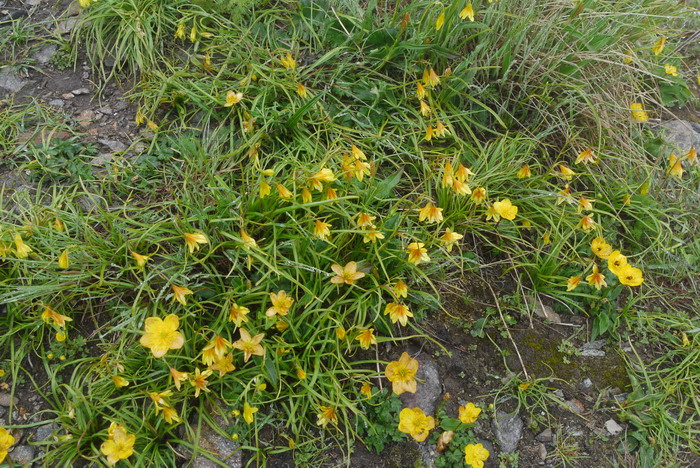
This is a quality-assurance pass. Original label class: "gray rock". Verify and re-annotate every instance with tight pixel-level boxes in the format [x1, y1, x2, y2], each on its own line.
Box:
[565, 399, 584, 414]
[33, 45, 57, 64]
[535, 428, 553, 443]
[61, 92, 74, 99]
[0, 393, 17, 407]
[35, 422, 57, 442]
[56, 18, 79, 35]
[656, 120, 700, 154]
[91, 153, 113, 167]
[0, 70, 27, 93]
[492, 410, 523, 453]
[9, 444, 34, 465]
[99, 139, 127, 153]
[399, 353, 442, 416]
[581, 340, 606, 357]
[605, 419, 623, 436]
[48, 99, 64, 108]
[182, 401, 242, 468]
[71, 87, 90, 96]
[537, 443, 547, 460]
[581, 378, 593, 390]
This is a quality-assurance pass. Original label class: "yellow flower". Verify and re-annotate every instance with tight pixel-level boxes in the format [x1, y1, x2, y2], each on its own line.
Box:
[316, 406, 338, 427]
[356, 328, 377, 349]
[630, 102, 649, 122]
[471, 187, 486, 204]
[385, 352, 418, 394]
[190, 368, 212, 397]
[240, 229, 257, 250]
[351, 144, 367, 160]
[174, 23, 185, 39]
[687, 147, 697, 164]
[362, 225, 385, 243]
[131, 251, 150, 268]
[558, 164, 575, 181]
[517, 164, 531, 179]
[296, 367, 307, 380]
[542, 231, 551, 245]
[232, 328, 265, 362]
[435, 11, 445, 30]
[394, 280, 408, 298]
[454, 164, 474, 182]
[57, 249, 69, 269]
[55, 331, 67, 342]
[331, 261, 366, 285]
[148, 390, 173, 411]
[440, 228, 463, 252]
[485, 205, 500, 222]
[398, 408, 435, 442]
[312, 220, 332, 241]
[189, 25, 197, 42]
[460, 3, 475, 21]
[384, 302, 414, 326]
[424, 125, 435, 142]
[577, 215, 596, 232]
[618, 264, 643, 287]
[652, 36, 665, 56]
[575, 148, 596, 165]
[590, 237, 612, 259]
[139, 314, 185, 358]
[419, 100, 431, 116]
[224, 91, 243, 107]
[210, 353, 236, 377]
[586, 264, 607, 290]
[423, 67, 440, 87]
[281, 52, 296, 70]
[243, 402, 258, 424]
[577, 196, 593, 213]
[202, 346, 218, 366]
[356, 212, 376, 227]
[53, 218, 65, 231]
[416, 82, 427, 100]
[147, 120, 158, 131]
[266, 290, 293, 317]
[0, 426, 15, 464]
[13, 234, 32, 259]
[169, 367, 189, 390]
[259, 180, 271, 199]
[566, 275, 581, 291]
[336, 326, 346, 340]
[100, 423, 135, 466]
[360, 382, 372, 398]
[162, 406, 181, 424]
[458, 403, 481, 424]
[301, 187, 312, 204]
[41, 306, 72, 328]
[203, 334, 231, 361]
[296, 82, 308, 98]
[607, 250, 628, 276]
[664, 63, 678, 76]
[418, 202, 443, 223]
[406, 242, 430, 265]
[228, 303, 250, 327]
[112, 376, 129, 388]
[556, 184, 574, 205]
[492, 198, 518, 221]
[184, 232, 208, 253]
[464, 443, 490, 468]
[434, 121, 449, 138]
[172, 284, 193, 306]
[668, 153, 683, 179]
[308, 168, 336, 191]
[442, 161, 454, 188]
[276, 184, 293, 199]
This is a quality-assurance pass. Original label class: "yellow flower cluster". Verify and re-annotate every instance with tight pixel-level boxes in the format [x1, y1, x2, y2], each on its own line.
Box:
[100, 422, 135, 466]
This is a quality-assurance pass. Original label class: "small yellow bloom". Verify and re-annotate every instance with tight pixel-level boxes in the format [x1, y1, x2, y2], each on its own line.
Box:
[558, 164, 575, 181]
[384, 302, 414, 326]
[243, 402, 258, 424]
[162, 406, 181, 424]
[336, 326, 346, 340]
[464, 443, 490, 468]
[325, 187, 338, 201]
[296, 368, 307, 380]
[586, 264, 607, 290]
[668, 153, 683, 179]
[184, 232, 208, 253]
[492, 199, 518, 221]
[139, 314, 185, 358]
[567, 276, 581, 291]
[577, 196, 594, 213]
[53, 218, 65, 231]
[266, 290, 293, 317]
[542, 231, 551, 245]
[189, 26, 197, 42]
[100, 423, 135, 466]
[440, 228, 463, 252]
[617, 264, 643, 287]
[556, 184, 574, 205]
[210, 353, 236, 377]
[317, 406, 338, 427]
[517, 164, 531, 178]
[394, 280, 408, 298]
[276, 184, 293, 199]
[435, 11, 445, 31]
[259, 180, 271, 199]
[454, 164, 474, 182]
[313, 220, 332, 241]
[385, 352, 418, 394]
[224, 91, 243, 107]
[424, 125, 435, 141]
[13, 234, 32, 259]
[630, 102, 649, 122]
[406, 242, 430, 265]
[308, 168, 336, 191]
[419, 100, 431, 116]
[362, 225, 385, 243]
[351, 144, 367, 160]
[146, 120, 158, 131]
[356, 212, 376, 227]
[418, 202, 443, 223]
[575, 148, 596, 165]
[423, 67, 440, 87]
[169, 367, 189, 390]
[330, 261, 366, 285]
[664, 63, 678, 77]
[55, 331, 66, 342]
[190, 368, 212, 397]
[687, 147, 697, 164]
[281, 52, 296, 70]
[451, 179, 471, 196]
[296, 82, 308, 98]
[471, 187, 486, 205]
[459, 3, 475, 21]
[434, 121, 449, 138]
[301, 187, 312, 204]
[58, 249, 69, 269]
[112, 376, 129, 388]
[442, 161, 454, 188]
[398, 408, 435, 442]
[228, 303, 250, 327]
[232, 328, 265, 362]
[41, 306, 72, 328]
[416, 82, 427, 100]
[360, 382, 372, 398]
[577, 215, 596, 232]
[174, 23, 185, 39]
[652, 36, 665, 56]
[591, 237, 612, 259]
[458, 403, 481, 424]
[607, 250, 628, 276]
[131, 251, 149, 268]
[356, 328, 377, 349]
[172, 284, 193, 306]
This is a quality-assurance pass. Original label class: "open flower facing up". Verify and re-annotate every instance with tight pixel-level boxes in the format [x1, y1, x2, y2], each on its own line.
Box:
[0, 426, 15, 463]
[664, 63, 678, 76]
[243, 402, 258, 425]
[630, 102, 649, 122]
[356, 212, 376, 227]
[577, 215, 596, 232]
[459, 3, 475, 21]
[617, 264, 644, 286]
[330, 261, 365, 285]
[172, 285, 193, 306]
[228, 303, 250, 326]
[566, 276, 581, 291]
[591, 237, 612, 259]
[586, 264, 607, 290]
[169, 367, 189, 390]
[575, 148, 596, 165]
[202, 334, 231, 361]
[471, 187, 486, 205]
[139, 314, 185, 358]
[184, 232, 208, 253]
[406, 242, 430, 265]
[100, 422, 135, 466]
[384, 302, 413, 326]
[317, 406, 338, 427]
[224, 91, 243, 107]
[13, 234, 32, 259]
[607, 250, 628, 276]
[210, 353, 236, 377]
[265, 290, 293, 317]
[458, 403, 481, 424]
[492, 199, 518, 220]
[313, 220, 332, 241]
[190, 368, 212, 397]
[385, 352, 418, 394]
[232, 328, 265, 362]
[356, 328, 377, 349]
[360, 382, 373, 399]
[440, 229, 463, 252]
[464, 443, 490, 468]
[418, 202, 443, 224]
[398, 408, 435, 442]
[362, 225, 385, 243]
